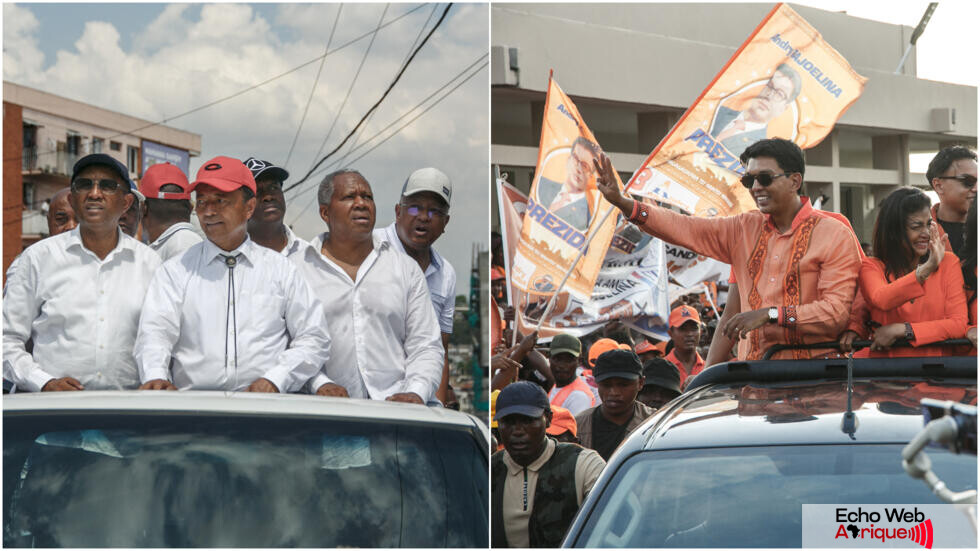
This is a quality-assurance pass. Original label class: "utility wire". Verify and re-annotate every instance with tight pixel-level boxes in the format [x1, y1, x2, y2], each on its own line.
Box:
[3, 3, 428, 165]
[334, 3, 441, 169]
[284, 55, 486, 226]
[285, 51, 486, 202]
[285, 3, 453, 192]
[283, 3, 344, 167]
[304, 4, 390, 175]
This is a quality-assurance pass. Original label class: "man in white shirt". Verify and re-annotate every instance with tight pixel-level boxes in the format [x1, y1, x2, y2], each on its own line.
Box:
[3, 153, 161, 391]
[375, 167, 457, 403]
[290, 169, 444, 404]
[135, 156, 330, 393]
[139, 162, 203, 261]
[244, 157, 306, 257]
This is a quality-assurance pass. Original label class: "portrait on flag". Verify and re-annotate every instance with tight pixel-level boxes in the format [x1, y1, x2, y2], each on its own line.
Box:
[627, 3, 867, 219]
[511, 78, 620, 299]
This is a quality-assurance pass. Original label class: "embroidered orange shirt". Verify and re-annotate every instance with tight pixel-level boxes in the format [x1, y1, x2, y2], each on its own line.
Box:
[630, 198, 862, 360]
[664, 349, 705, 387]
[858, 253, 968, 358]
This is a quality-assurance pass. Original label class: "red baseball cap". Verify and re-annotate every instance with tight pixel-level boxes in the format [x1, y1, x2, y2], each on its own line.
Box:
[669, 305, 701, 329]
[140, 163, 191, 200]
[191, 156, 257, 194]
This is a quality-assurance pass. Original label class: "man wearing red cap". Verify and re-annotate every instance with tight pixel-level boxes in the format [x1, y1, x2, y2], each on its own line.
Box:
[135, 156, 331, 393]
[139, 162, 202, 261]
[665, 305, 705, 387]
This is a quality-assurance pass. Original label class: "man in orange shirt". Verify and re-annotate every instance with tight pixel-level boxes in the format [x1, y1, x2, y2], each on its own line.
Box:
[664, 305, 705, 387]
[595, 138, 862, 360]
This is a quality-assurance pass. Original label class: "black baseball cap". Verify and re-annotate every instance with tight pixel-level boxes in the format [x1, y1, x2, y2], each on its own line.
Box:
[71, 153, 142, 200]
[593, 349, 643, 382]
[243, 157, 290, 183]
[641, 358, 681, 394]
[494, 381, 551, 420]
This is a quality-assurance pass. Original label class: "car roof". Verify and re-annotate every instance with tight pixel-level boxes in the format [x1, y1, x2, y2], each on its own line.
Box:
[3, 390, 487, 434]
[617, 358, 976, 454]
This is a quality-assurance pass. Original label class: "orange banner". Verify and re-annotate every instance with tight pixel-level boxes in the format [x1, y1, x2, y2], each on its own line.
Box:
[627, 3, 867, 217]
[511, 76, 622, 299]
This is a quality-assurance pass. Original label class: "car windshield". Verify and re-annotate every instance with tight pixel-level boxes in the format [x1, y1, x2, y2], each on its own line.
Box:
[3, 413, 488, 548]
[574, 445, 976, 548]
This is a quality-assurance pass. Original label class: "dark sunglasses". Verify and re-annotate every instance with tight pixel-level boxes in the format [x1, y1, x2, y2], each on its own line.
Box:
[740, 172, 792, 189]
[403, 205, 448, 218]
[935, 174, 977, 189]
[71, 178, 123, 194]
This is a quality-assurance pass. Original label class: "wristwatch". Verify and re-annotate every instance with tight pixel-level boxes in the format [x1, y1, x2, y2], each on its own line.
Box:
[768, 307, 779, 324]
[905, 322, 915, 342]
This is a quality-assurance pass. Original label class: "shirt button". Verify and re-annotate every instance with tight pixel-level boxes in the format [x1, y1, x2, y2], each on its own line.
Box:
[99, 345, 104, 349]
[100, 317, 105, 322]
[100, 290, 105, 295]
[770, 277, 776, 282]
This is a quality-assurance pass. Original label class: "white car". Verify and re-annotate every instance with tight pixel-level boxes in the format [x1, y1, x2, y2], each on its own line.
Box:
[3, 391, 489, 547]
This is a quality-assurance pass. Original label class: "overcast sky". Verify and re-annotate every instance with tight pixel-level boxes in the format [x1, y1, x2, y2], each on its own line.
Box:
[3, 2, 488, 296]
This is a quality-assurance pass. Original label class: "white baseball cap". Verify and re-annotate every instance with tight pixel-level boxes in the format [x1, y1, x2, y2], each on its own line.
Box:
[401, 167, 452, 206]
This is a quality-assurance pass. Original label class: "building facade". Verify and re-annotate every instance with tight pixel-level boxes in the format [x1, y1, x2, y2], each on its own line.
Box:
[491, 3, 977, 244]
[2, 81, 201, 279]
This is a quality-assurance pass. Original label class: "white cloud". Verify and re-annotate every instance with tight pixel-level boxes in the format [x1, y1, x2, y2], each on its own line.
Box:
[2, 3, 45, 83]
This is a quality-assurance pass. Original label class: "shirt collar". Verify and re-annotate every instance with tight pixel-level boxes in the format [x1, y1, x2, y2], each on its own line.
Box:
[283, 225, 302, 256]
[503, 437, 557, 475]
[764, 196, 814, 233]
[152, 222, 195, 247]
[65, 226, 134, 260]
[382, 222, 442, 272]
[203, 235, 255, 266]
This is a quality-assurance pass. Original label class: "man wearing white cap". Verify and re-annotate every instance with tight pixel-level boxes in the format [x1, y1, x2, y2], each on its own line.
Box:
[139, 162, 202, 261]
[375, 167, 457, 403]
[135, 156, 330, 393]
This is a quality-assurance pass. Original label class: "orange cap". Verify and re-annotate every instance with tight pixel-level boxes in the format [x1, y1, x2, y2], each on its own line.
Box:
[669, 305, 701, 329]
[491, 266, 506, 281]
[588, 338, 620, 367]
[546, 405, 578, 438]
[635, 340, 667, 354]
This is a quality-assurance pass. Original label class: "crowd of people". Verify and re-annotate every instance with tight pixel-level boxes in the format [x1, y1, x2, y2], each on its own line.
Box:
[3, 153, 462, 409]
[489, 139, 977, 547]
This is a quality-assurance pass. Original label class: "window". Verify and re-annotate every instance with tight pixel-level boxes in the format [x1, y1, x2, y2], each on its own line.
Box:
[126, 145, 139, 174]
[91, 138, 104, 154]
[65, 133, 81, 156]
[109, 141, 121, 151]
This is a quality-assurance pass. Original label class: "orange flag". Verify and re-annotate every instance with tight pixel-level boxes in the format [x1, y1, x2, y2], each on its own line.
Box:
[511, 76, 622, 300]
[627, 3, 867, 217]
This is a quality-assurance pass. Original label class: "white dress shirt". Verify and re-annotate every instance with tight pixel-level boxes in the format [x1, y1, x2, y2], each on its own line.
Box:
[290, 232, 444, 402]
[3, 228, 162, 391]
[282, 225, 308, 258]
[375, 223, 457, 334]
[134, 237, 330, 392]
[149, 221, 203, 262]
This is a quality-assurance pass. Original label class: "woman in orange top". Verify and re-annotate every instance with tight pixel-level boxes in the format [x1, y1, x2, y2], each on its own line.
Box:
[855, 187, 967, 357]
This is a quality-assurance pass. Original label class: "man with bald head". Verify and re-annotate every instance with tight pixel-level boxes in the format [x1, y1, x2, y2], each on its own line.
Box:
[290, 169, 444, 404]
[46, 188, 77, 236]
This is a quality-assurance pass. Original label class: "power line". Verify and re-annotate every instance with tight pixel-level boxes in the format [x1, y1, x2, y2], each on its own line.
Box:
[3, 3, 428, 165]
[283, 3, 343, 168]
[284, 55, 486, 226]
[304, 4, 390, 175]
[334, 3, 441, 169]
[285, 51, 487, 203]
[284, 3, 453, 193]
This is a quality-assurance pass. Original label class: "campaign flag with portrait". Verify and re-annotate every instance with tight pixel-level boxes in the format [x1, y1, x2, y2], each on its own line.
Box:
[498, 178, 670, 341]
[509, 76, 621, 300]
[625, 2, 867, 218]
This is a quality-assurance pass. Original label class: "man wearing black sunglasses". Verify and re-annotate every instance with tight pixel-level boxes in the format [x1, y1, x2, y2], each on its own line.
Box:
[3, 153, 161, 392]
[376, 167, 457, 404]
[594, 138, 862, 361]
[927, 146, 977, 255]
